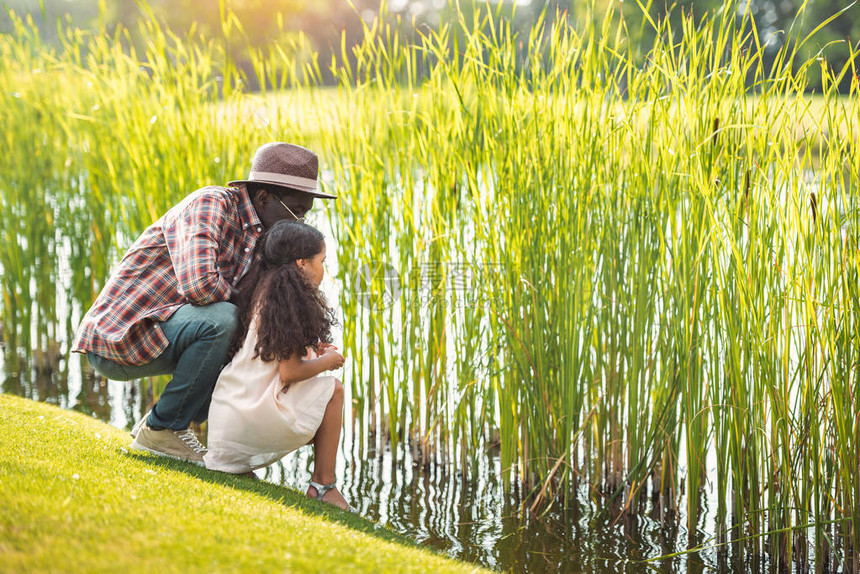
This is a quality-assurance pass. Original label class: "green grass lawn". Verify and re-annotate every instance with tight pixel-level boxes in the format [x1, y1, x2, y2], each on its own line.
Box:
[0, 394, 488, 573]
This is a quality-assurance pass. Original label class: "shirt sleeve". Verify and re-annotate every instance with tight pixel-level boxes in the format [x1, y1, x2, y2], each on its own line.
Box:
[164, 193, 232, 305]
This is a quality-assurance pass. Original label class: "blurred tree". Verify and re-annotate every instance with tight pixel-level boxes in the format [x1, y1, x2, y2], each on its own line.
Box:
[792, 1, 859, 90]
[560, 0, 857, 91]
[143, 0, 378, 86]
[112, 0, 139, 29]
[2, 0, 856, 90]
[1, 0, 101, 39]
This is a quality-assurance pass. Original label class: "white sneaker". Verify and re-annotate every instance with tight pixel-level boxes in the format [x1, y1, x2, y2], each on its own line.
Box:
[131, 425, 207, 466]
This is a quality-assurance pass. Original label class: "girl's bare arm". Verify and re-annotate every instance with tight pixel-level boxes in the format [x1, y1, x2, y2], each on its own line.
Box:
[278, 348, 344, 386]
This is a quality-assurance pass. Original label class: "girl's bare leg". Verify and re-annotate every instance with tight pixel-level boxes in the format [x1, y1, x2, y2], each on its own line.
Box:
[306, 379, 349, 510]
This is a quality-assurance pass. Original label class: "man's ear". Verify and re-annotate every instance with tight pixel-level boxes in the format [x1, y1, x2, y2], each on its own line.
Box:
[254, 188, 271, 203]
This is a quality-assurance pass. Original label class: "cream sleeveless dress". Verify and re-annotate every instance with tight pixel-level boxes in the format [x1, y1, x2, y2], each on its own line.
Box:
[204, 320, 336, 473]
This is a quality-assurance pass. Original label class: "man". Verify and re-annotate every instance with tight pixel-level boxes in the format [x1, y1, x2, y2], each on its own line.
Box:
[72, 142, 336, 465]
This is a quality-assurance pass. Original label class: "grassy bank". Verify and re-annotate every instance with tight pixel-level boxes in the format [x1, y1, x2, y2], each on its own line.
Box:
[0, 394, 486, 573]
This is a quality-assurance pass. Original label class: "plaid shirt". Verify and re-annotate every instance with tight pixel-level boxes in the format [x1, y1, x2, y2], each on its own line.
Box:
[72, 185, 263, 366]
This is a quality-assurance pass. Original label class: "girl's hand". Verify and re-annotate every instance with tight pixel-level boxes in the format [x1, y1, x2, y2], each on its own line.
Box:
[321, 347, 345, 370]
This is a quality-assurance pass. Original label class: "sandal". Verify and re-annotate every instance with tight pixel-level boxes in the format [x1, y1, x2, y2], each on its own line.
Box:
[308, 480, 358, 514]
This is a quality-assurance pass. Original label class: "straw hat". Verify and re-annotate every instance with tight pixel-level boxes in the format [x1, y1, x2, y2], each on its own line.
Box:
[229, 142, 336, 199]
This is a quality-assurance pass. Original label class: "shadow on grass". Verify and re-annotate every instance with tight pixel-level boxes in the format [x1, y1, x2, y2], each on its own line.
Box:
[122, 449, 421, 551]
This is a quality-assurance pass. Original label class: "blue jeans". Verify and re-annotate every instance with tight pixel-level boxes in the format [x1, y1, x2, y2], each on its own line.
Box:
[87, 302, 238, 430]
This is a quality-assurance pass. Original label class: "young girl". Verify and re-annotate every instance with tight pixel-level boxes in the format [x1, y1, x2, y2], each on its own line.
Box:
[204, 220, 352, 512]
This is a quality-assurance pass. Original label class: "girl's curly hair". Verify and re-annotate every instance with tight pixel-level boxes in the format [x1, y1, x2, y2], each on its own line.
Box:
[230, 220, 336, 362]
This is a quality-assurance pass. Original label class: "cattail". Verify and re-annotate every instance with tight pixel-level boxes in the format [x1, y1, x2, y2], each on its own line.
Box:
[810, 191, 818, 224]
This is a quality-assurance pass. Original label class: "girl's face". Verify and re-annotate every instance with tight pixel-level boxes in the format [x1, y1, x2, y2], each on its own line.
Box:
[298, 243, 326, 287]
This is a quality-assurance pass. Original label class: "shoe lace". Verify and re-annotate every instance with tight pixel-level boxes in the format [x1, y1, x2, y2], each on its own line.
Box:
[174, 428, 207, 454]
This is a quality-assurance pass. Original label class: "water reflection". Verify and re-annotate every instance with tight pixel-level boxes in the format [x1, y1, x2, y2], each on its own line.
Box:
[1, 347, 141, 432]
[2, 350, 69, 411]
[259, 438, 722, 572]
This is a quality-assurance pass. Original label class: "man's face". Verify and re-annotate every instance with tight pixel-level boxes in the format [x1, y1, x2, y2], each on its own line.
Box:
[251, 187, 314, 229]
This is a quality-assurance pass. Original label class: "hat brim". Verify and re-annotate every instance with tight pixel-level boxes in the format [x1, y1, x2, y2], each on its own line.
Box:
[228, 179, 337, 200]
